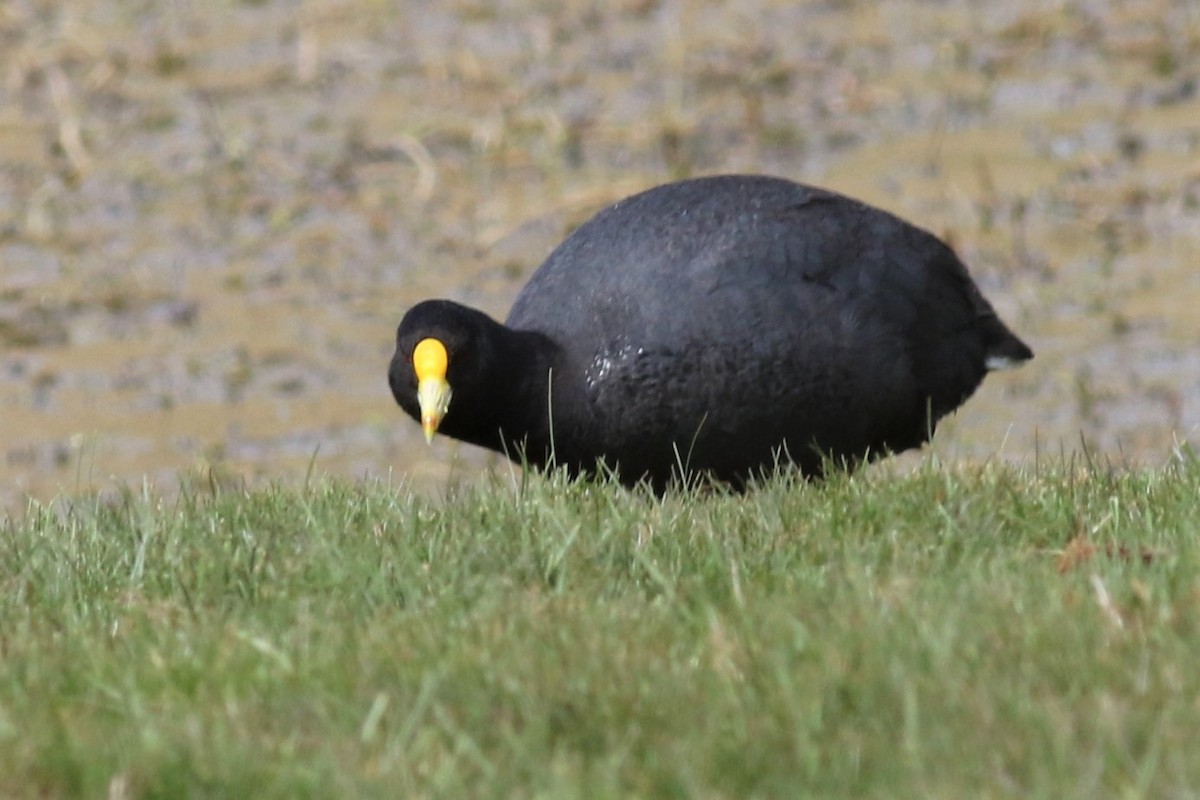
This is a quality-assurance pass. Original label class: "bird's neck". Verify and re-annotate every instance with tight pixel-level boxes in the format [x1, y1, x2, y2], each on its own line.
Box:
[460, 326, 564, 463]
[502, 328, 561, 441]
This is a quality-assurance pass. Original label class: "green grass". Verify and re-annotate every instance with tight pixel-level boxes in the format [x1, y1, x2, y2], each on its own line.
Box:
[2, 455, 1200, 798]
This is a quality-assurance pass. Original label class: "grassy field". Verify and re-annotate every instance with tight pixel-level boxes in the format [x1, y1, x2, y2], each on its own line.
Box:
[2, 456, 1198, 798]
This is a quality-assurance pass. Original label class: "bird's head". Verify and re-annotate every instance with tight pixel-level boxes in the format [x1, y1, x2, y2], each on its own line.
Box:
[390, 298, 558, 453]
[389, 299, 497, 445]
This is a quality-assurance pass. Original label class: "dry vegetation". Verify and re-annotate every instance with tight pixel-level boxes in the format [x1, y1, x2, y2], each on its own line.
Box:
[0, 0, 1198, 508]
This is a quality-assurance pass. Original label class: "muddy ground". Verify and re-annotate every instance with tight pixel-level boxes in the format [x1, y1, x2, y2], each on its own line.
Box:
[1, 0, 1197, 510]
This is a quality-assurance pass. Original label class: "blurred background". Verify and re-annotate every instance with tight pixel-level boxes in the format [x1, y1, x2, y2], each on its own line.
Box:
[0, 0, 1197, 510]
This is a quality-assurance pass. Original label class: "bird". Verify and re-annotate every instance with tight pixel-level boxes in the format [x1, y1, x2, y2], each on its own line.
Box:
[388, 174, 1033, 491]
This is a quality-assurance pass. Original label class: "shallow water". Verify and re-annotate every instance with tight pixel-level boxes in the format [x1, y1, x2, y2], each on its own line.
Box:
[1, 0, 1198, 510]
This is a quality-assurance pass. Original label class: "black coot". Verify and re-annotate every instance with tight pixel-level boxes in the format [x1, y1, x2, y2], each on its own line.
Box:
[389, 175, 1032, 489]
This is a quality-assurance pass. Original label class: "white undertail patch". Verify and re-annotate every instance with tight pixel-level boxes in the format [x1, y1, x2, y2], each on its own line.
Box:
[985, 355, 1021, 371]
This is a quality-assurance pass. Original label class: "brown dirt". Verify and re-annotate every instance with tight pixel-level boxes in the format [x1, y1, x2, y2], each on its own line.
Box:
[1, 0, 1198, 510]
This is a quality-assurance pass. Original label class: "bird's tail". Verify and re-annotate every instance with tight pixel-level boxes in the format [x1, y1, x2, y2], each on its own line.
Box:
[982, 317, 1034, 371]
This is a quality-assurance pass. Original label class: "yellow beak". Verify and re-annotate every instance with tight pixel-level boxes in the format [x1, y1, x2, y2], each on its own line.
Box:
[413, 338, 452, 444]
[417, 376, 452, 443]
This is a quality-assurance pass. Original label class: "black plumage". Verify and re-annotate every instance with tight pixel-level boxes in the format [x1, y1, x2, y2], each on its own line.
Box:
[389, 175, 1032, 489]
